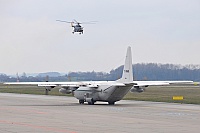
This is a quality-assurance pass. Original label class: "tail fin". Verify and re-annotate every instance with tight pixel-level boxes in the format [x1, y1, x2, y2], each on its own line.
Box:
[117, 46, 133, 83]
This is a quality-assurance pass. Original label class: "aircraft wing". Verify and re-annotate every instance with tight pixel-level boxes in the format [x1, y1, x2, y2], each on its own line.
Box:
[4, 82, 85, 87]
[4, 80, 193, 87]
[133, 81, 193, 87]
[4, 81, 126, 88]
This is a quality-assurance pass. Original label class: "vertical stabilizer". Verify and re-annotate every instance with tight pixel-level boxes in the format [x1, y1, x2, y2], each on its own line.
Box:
[117, 46, 133, 83]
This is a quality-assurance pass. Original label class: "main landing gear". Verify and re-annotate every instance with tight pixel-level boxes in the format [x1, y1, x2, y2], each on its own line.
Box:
[72, 31, 83, 34]
[79, 99, 95, 105]
[79, 31, 83, 34]
[108, 101, 115, 105]
[79, 100, 115, 105]
[79, 100, 84, 104]
[88, 98, 95, 105]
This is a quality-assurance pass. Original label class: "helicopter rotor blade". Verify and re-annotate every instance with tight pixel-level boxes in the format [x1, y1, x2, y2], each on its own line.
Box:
[57, 19, 97, 25]
[56, 20, 72, 23]
[84, 21, 98, 23]
[73, 19, 80, 24]
[80, 21, 98, 24]
[81, 22, 96, 24]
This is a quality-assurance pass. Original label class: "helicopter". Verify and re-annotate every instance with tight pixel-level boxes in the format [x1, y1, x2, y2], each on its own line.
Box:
[56, 19, 96, 34]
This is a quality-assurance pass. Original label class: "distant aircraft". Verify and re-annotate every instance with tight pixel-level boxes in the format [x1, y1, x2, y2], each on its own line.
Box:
[4, 47, 193, 105]
[56, 19, 96, 34]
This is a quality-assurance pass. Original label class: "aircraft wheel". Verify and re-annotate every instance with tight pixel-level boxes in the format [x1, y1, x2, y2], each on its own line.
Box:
[108, 102, 115, 105]
[79, 100, 84, 104]
[88, 99, 94, 105]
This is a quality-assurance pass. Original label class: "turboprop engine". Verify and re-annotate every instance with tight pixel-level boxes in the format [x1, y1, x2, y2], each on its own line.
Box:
[130, 86, 146, 93]
[59, 87, 78, 94]
[59, 88, 72, 94]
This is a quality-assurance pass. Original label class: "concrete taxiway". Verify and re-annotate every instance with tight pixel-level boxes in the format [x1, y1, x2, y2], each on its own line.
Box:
[0, 93, 200, 133]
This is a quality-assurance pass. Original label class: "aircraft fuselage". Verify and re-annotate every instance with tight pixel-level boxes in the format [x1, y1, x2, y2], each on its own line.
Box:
[74, 84, 132, 104]
[73, 25, 83, 33]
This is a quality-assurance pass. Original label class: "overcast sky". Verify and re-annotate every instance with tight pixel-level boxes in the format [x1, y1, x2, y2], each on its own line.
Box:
[0, 0, 200, 74]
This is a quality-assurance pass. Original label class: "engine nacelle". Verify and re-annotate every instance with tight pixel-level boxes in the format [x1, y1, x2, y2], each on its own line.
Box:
[59, 88, 72, 94]
[45, 86, 53, 91]
[130, 86, 144, 93]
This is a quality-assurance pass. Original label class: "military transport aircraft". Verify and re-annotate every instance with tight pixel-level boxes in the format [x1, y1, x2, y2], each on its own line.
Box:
[4, 47, 193, 105]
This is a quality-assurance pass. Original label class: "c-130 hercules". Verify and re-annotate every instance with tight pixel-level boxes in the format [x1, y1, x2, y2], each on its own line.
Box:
[5, 47, 193, 105]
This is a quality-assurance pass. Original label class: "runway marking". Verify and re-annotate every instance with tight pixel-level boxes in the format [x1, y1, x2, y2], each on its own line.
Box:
[128, 104, 200, 114]
[0, 120, 77, 133]
[165, 112, 193, 116]
[0, 107, 47, 114]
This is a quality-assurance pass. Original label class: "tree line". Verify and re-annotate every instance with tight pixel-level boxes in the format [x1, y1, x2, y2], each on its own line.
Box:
[1, 63, 200, 82]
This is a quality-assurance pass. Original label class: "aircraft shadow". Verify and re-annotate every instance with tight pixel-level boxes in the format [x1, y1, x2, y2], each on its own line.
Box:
[6, 103, 136, 107]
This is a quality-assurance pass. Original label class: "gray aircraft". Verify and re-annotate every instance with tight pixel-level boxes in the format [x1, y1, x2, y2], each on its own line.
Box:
[4, 47, 192, 105]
